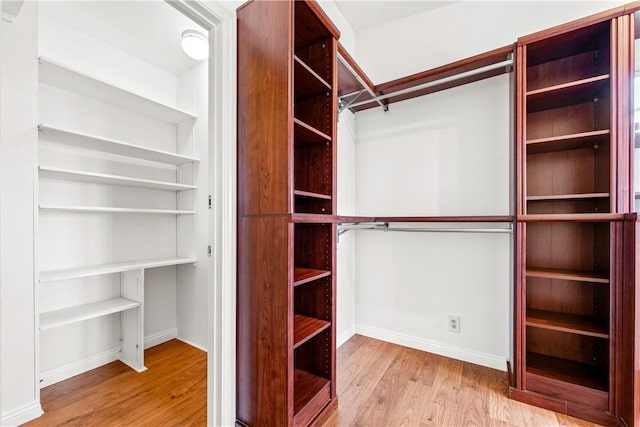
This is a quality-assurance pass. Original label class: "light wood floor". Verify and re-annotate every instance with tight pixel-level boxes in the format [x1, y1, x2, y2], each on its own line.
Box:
[321, 335, 598, 427]
[25, 339, 206, 426]
[25, 336, 598, 426]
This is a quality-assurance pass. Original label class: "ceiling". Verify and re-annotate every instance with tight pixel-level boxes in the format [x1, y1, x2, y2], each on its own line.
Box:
[39, 1, 208, 76]
[334, 1, 457, 31]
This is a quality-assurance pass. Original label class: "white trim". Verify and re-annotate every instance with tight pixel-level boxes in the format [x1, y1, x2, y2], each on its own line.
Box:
[355, 324, 508, 372]
[144, 327, 178, 349]
[209, 16, 238, 427]
[177, 337, 208, 353]
[1, 400, 43, 426]
[169, 2, 236, 426]
[39, 346, 121, 388]
[337, 325, 356, 348]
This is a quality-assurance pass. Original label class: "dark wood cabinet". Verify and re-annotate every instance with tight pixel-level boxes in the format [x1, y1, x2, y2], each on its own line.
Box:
[513, 9, 639, 426]
[237, 1, 339, 426]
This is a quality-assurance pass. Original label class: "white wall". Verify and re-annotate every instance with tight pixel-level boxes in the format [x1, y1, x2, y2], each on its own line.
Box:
[0, 1, 42, 424]
[355, 1, 628, 83]
[348, 1, 629, 370]
[353, 75, 511, 370]
[336, 110, 357, 346]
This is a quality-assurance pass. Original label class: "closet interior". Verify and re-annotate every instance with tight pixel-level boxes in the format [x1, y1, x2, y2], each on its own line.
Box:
[36, 1, 210, 388]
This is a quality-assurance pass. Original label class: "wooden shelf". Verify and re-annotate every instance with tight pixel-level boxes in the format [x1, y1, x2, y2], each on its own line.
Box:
[38, 124, 198, 165]
[290, 213, 335, 223]
[294, 118, 331, 145]
[294, 268, 331, 287]
[527, 193, 609, 202]
[39, 166, 196, 192]
[526, 267, 609, 283]
[518, 213, 624, 222]
[40, 257, 197, 282]
[293, 369, 330, 416]
[39, 57, 196, 124]
[526, 352, 608, 392]
[293, 314, 330, 349]
[39, 205, 195, 215]
[40, 297, 139, 330]
[294, 55, 331, 101]
[293, 190, 332, 200]
[526, 75, 609, 113]
[526, 309, 609, 338]
[526, 130, 610, 154]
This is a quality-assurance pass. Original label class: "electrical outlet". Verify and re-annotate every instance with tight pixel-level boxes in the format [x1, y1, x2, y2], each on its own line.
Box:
[448, 315, 461, 333]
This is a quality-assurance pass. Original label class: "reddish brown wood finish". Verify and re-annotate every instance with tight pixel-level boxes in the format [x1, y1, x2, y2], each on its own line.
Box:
[237, 1, 339, 426]
[512, 8, 636, 426]
[619, 214, 640, 426]
[373, 215, 514, 223]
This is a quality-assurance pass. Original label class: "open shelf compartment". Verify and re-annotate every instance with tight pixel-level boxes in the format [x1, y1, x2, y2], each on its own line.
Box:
[40, 297, 139, 330]
[39, 57, 196, 124]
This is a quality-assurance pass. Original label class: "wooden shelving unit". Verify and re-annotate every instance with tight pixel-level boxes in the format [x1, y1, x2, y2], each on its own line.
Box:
[511, 16, 625, 425]
[237, 1, 339, 425]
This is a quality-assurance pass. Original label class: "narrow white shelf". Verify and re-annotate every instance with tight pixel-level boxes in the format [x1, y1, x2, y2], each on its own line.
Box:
[38, 124, 199, 165]
[39, 57, 197, 124]
[40, 297, 140, 330]
[39, 205, 195, 215]
[39, 166, 196, 192]
[40, 256, 198, 282]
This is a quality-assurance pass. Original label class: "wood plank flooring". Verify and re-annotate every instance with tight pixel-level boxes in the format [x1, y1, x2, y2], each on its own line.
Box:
[24, 339, 206, 427]
[25, 335, 598, 426]
[320, 335, 598, 427]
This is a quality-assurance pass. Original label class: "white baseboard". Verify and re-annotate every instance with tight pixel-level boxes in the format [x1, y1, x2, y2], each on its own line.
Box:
[144, 327, 178, 349]
[355, 324, 507, 372]
[337, 325, 356, 348]
[40, 347, 121, 388]
[1, 400, 43, 426]
[176, 337, 208, 353]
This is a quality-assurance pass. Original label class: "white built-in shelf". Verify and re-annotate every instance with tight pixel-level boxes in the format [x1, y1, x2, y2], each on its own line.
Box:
[40, 297, 140, 330]
[40, 257, 198, 282]
[38, 57, 197, 124]
[38, 124, 199, 165]
[39, 166, 196, 192]
[39, 205, 195, 215]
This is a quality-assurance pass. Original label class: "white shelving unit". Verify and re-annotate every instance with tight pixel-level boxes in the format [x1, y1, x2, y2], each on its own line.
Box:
[40, 297, 140, 330]
[38, 124, 199, 166]
[39, 166, 197, 191]
[39, 56, 197, 124]
[39, 205, 195, 215]
[40, 257, 198, 283]
[37, 50, 203, 383]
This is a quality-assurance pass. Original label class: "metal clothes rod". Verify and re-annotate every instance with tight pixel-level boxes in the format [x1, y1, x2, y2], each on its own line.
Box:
[348, 58, 514, 110]
[337, 53, 388, 112]
[337, 223, 513, 234]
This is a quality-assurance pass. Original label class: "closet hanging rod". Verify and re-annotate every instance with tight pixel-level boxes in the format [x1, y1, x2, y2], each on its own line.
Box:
[348, 58, 514, 110]
[338, 53, 389, 112]
[338, 223, 513, 234]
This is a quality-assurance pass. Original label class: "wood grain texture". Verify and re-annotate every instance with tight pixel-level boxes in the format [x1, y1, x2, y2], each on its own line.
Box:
[236, 216, 293, 426]
[237, 0, 293, 216]
[320, 335, 599, 427]
[24, 340, 206, 427]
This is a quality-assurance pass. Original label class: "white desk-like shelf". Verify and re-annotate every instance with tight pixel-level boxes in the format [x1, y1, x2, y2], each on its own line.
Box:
[39, 57, 197, 124]
[40, 297, 140, 330]
[38, 124, 199, 166]
[40, 257, 198, 282]
[39, 166, 196, 192]
[39, 205, 195, 215]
